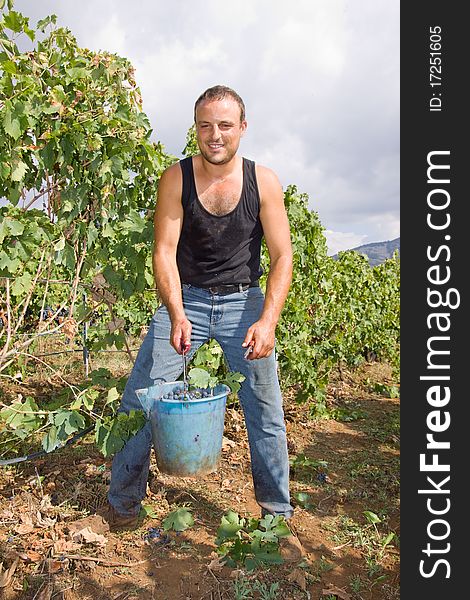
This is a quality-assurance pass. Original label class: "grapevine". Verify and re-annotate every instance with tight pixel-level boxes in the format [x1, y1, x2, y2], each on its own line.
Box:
[0, 5, 399, 454]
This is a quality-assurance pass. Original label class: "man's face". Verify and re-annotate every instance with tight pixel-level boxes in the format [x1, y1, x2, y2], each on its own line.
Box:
[195, 98, 247, 165]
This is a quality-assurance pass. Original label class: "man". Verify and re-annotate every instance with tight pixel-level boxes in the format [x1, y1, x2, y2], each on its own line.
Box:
[104, 85, 303, 559]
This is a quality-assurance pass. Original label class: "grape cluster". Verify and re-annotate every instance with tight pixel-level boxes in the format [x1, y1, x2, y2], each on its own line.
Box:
[161, 387, 213, 402]
[144, 527, 171, 545]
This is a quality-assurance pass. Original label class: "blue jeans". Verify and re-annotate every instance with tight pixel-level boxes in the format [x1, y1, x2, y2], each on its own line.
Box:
[108, 284, 293, 519]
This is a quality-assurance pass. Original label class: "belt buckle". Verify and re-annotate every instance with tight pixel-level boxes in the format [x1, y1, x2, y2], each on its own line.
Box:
[208, 283, 246, 295]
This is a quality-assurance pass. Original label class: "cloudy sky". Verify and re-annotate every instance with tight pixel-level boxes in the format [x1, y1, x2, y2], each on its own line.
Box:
[13, 0, 399, 255]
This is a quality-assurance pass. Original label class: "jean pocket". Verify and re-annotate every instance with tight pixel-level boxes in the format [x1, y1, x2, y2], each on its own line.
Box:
[243, 286, 264, 300]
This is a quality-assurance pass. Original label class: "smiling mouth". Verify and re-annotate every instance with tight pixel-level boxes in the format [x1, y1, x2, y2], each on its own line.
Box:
[208, 143, 224, 149]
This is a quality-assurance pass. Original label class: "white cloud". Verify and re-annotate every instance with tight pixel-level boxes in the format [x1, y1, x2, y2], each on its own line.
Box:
[324, 230, 368, 256]
[93, 13, 127, 56]
[12, 0, 399, 244]
[360, 212, 400, 243]
[260, 4, 347, 81]
[132, 38, 232, 154]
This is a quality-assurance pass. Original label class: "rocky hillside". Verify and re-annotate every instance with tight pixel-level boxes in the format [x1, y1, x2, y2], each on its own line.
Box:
[334, 237, 400, 266]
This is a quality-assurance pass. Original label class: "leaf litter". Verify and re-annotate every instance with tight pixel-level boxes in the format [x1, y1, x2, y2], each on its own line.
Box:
[0, 362, 399, 599]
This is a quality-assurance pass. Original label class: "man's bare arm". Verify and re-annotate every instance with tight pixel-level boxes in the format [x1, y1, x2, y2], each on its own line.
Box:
[153, 163, 191, 353]
[242, 166, 293, 359]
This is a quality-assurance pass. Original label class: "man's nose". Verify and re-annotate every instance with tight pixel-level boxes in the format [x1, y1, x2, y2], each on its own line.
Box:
[210, 124, 221, 138]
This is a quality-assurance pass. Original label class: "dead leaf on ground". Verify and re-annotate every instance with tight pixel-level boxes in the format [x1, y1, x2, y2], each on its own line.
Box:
[45, 557, 69, 574]
[53, 539, 82, 554]
[322, 585, 351, 600]
[36, 580, 54, 600]
[14, 522, 35, 535]
[228, 409, 243, 422]
[83, 464, 99, 476]
[67, 514, 110, 536]
[71, 526, 107, 547]
[207, 554, 225, 572]
[36, 510, 56, 528]
[25, 550, 43, 563]
[39, 495, 55, 513]
[287, 568, 307, 590]
[222, 436, 236, 450]
[0, 556, 19, 588]
[14, 513, 35, 535]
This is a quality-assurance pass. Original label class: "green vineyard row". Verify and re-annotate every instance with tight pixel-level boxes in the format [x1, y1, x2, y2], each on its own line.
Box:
[0, 7, 399, 455]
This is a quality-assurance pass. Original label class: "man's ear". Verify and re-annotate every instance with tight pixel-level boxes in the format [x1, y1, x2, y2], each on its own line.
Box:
[240, 120, 248, 136]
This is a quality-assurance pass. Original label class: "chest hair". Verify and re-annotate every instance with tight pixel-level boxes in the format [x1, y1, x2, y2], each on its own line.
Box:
[198, 182, 242, 216]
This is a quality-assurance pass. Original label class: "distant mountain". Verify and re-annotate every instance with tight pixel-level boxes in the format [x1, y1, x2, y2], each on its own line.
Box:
[334, 237, 400, 266]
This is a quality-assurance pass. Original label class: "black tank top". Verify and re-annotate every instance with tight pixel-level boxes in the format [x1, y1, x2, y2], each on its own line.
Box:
[176, 156, 264, 287]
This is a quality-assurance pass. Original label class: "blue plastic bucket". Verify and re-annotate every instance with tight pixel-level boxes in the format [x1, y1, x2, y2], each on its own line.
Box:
[136, 381, 230, 476]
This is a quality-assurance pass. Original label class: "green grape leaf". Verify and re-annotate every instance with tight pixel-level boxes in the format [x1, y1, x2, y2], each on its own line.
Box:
[248, 547, 283, 566]
[36, 15, 57, 32]
[54, 410, 85, 436]
[162, 507, 194, 532]
[3, 10, 25, 33]
[0, 396, 43, 438]
[6, 218, 25, 236]
[105, 386, 120, 406]
[0, 251, 21, 273]
[94, 410, 145, 458]
[10, 271, 32, 296]
[364, 510, 381, 525]
[54, 237, 65, 251]
[222, 371, 245, 393]
[140, 504, 158, 519]
[42, 425, 60, 452]
[3, 109, 21, 140]
[83, 389, 99, 411]
[188, 367, 212, 389]
[69, 396, 83, 411]
[10, 160, 28, 182]
[94, 419, 125, 457]
[270, 517, 291, 538]
[89, 368, 114, 386]
[215, 511, 245, 544]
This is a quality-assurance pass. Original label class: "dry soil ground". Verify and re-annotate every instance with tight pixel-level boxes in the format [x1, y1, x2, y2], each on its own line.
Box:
[0, 361, 399, 600]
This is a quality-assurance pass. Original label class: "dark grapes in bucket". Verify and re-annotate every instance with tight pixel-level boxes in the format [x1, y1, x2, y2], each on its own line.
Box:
[161, 387, 213, 401]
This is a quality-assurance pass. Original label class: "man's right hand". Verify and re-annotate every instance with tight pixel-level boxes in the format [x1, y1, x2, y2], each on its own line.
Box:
[170, 317, 192, 354]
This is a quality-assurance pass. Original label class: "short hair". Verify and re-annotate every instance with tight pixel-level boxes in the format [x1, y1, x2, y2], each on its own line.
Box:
[194, 85, 246, 123]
